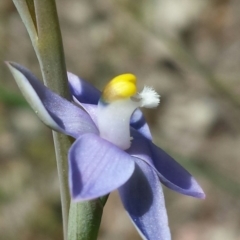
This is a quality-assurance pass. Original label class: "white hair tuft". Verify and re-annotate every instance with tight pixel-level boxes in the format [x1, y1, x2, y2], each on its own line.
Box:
[138, 86, 160, 108]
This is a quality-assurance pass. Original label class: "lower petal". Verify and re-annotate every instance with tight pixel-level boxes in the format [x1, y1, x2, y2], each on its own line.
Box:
[69, 133, 135, 201]
[128, 130, 205, 199]
[150, 143, 205, 199]
[119, 158, 171, 240]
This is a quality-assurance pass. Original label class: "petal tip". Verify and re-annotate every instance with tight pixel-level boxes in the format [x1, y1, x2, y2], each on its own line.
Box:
[196, 191, 206, 199]
[5, 61, 14, 70]
[185, 186, 206, 199]
[190, 178, 206, 199]
[5, 61, 18, 69]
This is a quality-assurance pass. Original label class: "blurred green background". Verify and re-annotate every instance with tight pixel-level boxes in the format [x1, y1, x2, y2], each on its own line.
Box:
[1, 0, 240, 239]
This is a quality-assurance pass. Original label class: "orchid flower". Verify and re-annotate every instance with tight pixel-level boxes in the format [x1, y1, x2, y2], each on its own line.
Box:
[7, 62, 205, 240]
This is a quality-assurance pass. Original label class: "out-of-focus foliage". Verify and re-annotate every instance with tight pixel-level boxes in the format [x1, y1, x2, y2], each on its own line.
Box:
[1, 0, 240, 239]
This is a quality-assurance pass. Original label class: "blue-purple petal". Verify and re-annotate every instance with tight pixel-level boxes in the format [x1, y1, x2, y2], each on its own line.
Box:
[150, 143, 205, 198]
[128, 130, 205, 198]
[7, 62, 98, 138]
[67, 72, 100, 104]
[130, 109, 152, 140]
[119, 158, 171, 240]
[68, 133, 135, 201]
[72, 99, 98, 126]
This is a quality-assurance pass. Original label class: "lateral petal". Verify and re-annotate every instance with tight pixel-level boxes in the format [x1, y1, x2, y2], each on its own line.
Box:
[150, 143, 205, 198]
[130, 109, 152, 141]
[119, 158, 171, 240]
[128, 130, 205, 198]
[7, 62, 98, 138]
[68, 133, 135, 201]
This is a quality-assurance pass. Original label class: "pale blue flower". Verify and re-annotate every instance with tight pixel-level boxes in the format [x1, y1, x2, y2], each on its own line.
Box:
[7, 62, 205, 240]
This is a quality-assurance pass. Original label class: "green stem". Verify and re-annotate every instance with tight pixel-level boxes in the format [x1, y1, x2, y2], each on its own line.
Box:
[68, 197, 107, 240]
[12, 1, 70, 239]
[12, 1, 107, 239]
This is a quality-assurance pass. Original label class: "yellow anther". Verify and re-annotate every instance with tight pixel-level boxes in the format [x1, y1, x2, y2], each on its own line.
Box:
[102, 73, 137, 102]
